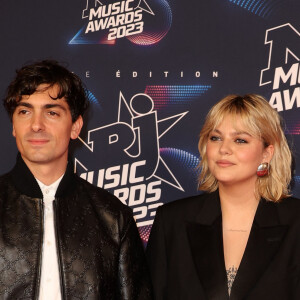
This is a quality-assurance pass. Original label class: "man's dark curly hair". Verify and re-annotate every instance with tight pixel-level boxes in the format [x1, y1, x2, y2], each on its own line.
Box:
[3, 60, 89, 122]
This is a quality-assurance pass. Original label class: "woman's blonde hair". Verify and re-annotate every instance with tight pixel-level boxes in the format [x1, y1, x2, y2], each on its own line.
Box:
[198, 94, 292, 202]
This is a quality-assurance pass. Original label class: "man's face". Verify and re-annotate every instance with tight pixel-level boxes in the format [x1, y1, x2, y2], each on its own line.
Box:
[12, 84, 82, 169]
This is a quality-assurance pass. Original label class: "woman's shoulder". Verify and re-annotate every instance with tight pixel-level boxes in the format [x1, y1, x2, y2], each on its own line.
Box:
[275, 196, 300, 223]
[277, 196, 300, 208]
[157, 191, 217, 219]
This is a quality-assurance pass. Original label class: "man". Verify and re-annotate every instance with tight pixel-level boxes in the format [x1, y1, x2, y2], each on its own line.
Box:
[1, 60, 152, 299]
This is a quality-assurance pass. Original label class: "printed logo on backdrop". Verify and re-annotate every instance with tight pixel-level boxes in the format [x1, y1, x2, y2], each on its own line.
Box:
[74, 92, 188, 227]
[260, 23, 300, 112]
[69, 0, 172, 45]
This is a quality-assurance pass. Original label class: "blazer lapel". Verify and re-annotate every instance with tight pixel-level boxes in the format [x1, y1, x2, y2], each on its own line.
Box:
[186, 192, 229, 300]
[230, 199, 289, 300]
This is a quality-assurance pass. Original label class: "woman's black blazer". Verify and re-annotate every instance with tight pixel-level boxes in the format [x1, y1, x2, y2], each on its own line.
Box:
[146, 191, 300, 300]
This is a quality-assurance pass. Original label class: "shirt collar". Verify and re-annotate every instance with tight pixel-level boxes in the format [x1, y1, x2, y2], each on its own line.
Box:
[10, 153, 77, 198]
[36, 175, 64, 199]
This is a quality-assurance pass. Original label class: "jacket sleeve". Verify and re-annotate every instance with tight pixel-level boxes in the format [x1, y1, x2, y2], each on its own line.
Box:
[145, 207, 167, 300]
[118, 212, 153, 300]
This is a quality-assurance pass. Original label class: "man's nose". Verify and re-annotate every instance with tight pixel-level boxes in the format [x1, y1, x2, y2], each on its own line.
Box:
[31, 113, 45, 132]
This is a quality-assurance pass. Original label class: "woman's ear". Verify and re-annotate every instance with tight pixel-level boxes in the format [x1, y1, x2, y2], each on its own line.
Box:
[263, 144, 274, 163]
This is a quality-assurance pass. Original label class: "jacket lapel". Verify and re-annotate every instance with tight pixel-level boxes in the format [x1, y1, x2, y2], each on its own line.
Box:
[186, 193, 289, 300]
[230, 199, 288, 300]
[186, 192, 229, 300]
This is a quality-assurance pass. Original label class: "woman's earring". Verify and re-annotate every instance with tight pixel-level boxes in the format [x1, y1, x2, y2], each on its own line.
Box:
[257, 162, 269, 177]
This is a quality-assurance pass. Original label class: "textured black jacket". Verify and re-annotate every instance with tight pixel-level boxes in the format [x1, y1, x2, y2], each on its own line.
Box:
[0, 154, 152, 299]
[147, 191, 300, 300]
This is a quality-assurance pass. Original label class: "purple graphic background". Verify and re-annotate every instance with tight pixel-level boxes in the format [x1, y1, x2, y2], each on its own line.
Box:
[0, 0, 299, 243]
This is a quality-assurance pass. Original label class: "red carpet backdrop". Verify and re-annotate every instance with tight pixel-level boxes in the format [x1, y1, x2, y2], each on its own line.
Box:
[0, 0, 299, 244]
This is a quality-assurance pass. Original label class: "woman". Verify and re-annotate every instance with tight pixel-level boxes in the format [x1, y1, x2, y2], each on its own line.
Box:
[146, 94, 300, 299]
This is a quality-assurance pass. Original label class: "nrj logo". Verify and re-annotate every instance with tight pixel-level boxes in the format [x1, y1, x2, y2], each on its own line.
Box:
[74, 92, 187, 226]
[69, 0, 172, 45]
[260, 23, 300, 111]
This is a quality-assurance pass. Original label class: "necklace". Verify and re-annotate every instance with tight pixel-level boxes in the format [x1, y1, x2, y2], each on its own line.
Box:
[225, 228, 248, 232]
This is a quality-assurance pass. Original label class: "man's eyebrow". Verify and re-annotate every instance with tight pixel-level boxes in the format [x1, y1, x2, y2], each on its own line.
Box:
[16, 102, 33, 108]
[44, 104, 67, 111]
[16, 102, 67, 111]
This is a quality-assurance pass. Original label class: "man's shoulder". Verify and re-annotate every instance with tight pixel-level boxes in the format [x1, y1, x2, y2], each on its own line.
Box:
[0, 172, 23, 202]
[74, 175, 132, 215]
[0, 172, 14, 188]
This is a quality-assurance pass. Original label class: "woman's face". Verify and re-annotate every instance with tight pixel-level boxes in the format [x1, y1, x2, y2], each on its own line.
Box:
[206, 115, 273, 188]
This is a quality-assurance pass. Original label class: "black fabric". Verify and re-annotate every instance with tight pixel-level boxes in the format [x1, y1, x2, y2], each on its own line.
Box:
[10, 153, 43, 198]
[0, 155, 152, 299]
[9, 153, 76, 198]
[146, 191, 300, 300]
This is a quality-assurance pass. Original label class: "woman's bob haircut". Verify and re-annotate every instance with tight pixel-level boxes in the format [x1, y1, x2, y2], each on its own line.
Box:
[198, 94, 292, 202]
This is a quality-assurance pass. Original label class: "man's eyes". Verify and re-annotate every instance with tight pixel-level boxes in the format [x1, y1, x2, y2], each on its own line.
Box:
[17, 109, 29, 115]
[16, 110, 61, 117]
[48, 111, 60, 116]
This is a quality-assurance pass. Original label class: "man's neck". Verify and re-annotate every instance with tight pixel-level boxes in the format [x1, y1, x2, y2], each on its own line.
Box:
[22, 156, 68, 186]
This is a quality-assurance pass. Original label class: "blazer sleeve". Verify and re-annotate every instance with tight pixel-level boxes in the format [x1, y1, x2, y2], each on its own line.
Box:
[118, 213, 153, 300]
[146, 207, 168, 300]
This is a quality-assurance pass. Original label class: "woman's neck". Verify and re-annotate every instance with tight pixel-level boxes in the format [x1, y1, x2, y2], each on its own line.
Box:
[219, 184, 260, 231]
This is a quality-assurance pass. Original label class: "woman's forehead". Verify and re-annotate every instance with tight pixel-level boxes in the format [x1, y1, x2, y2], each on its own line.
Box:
[210, 114, 260, 137]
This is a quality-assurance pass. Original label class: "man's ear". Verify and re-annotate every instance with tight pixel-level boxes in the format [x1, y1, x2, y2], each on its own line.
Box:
[70, 116, 83, 140]
[12, 125, 16, 137]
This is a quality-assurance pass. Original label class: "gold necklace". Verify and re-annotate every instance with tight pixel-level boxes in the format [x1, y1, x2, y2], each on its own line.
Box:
[225, 228, 249, 232]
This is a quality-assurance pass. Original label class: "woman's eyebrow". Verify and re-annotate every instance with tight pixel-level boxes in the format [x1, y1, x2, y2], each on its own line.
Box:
[211, 129, 252, 136]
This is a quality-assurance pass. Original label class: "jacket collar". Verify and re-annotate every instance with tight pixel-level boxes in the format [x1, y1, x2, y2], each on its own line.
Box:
[186, 192, 228, 299]
[187, 191, 288, 300]
[195, 191, 222, 224]
[10, 153, 77, 198]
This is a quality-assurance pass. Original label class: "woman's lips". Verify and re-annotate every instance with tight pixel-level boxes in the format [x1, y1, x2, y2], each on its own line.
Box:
[216, 160, 235, 167]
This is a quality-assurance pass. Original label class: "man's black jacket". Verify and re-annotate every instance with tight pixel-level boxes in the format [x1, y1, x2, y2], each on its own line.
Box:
[0, 154, 152, 299]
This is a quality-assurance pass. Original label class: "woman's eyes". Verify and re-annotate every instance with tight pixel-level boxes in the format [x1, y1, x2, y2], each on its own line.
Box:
[235, 138, 248, 144]
[210, 136, 221, 141]
[209, 136, 248, 144]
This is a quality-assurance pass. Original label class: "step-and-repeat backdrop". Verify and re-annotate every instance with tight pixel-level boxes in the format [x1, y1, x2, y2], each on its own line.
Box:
[0, 0, 299, 244]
